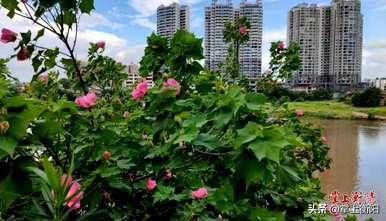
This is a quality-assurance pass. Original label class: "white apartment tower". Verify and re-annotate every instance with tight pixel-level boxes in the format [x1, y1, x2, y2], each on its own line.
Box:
[288, 0, 363, 91]
[157, 3, 190, 39]
[205, 1, 234, 72]
[205, 0, 263, 81]
[240, 0, 263, 81]
[330, 0, 363, 91]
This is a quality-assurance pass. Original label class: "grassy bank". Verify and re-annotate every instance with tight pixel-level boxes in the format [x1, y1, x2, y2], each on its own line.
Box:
[287, 101, 386, 120]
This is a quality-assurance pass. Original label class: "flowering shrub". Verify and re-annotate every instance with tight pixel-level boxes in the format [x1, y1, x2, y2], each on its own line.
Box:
[0, 0, 371, 221]
[223, 17, 251, 79]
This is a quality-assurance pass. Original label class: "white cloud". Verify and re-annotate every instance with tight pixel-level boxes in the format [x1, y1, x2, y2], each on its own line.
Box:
[127, 0, 203, 21]
[131, 18, 156, 31]
[363, 39, 386, 78]
[81, 13, 125, 29]
[129, 0, 178, 17]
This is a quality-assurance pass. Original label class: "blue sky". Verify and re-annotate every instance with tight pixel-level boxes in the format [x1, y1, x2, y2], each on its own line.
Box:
[1, 0, 386, 81]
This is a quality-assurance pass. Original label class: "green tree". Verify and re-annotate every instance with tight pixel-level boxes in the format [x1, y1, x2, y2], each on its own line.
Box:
[139, 30, 204, 88]
[223, 16, 251, 79]
[352, 87, 382, 107]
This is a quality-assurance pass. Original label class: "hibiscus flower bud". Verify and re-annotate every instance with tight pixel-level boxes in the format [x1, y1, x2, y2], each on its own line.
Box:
[123, 111, 130, 119]
[295, 109, 304, 117]
[103, 151, 112, 161]
[278, 41, 285, 49]
[163, 169, 172, 180]
[16, 46, 29, 61]
[96, 41, 105, 49]
[191, 187, 208, 199]
[101, 192, 112, 202]
[146, 179, 157, 191]
[321, 136, 328, 144]
[0, 121, 10, 134]
[1, 28, 17, 44]
[128, 172, 136, 181]
[39, 74, 49, 84]
[239, 26, 248, 35]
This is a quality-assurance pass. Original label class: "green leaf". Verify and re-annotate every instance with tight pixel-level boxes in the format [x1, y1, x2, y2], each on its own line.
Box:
[97, 167, 120, 178]
[209, 108, 233, 128]
[56, 11, 75, 27]
[6, 96, 42, 139]
[117, 160, 136, 169]
[234, 122, 262, 147]
[0, 0, 19, 18]
[79, 0, 94, 14]
[153, 185, 175, 203]
[20, 31, 32, 45]
[43, 47, 59, 69]
[192, 133, 223, 150]
[42, 159, 60, 191]
[0, 136, 17, 157]
[32, 52, 43, 72]
[34, 29, 45, 41]
[183, 114, 208, 128]
[0, 175, 24, 210]
[245, 93, 267, 110]
[248, 207, 285, 221]
[248, 140, 282, 163]
[248, 127, 291, 163]
[26, 167, 49, 184]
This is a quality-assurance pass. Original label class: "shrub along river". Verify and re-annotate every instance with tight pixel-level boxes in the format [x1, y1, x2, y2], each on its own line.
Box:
[314, 119, 386, 220]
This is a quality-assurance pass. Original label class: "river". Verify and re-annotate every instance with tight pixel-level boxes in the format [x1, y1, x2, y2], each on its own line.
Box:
[314, 119, 386, 221]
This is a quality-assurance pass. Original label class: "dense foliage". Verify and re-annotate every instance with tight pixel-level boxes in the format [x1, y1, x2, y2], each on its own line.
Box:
[139, 31, 204, 87]
[264, 87, 333, 102]
[351, 87, 382, 107]
[0, 0, 371, 221]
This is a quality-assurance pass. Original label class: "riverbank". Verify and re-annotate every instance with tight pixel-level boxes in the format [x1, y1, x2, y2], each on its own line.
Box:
[288, 101, 386, 120]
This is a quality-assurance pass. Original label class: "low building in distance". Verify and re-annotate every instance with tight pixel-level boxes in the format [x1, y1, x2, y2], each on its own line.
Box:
[125, 63, 153, 87]
[374, 77, 386, 91]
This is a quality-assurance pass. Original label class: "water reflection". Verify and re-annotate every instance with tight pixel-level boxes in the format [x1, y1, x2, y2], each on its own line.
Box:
[314, 119, 386, 221]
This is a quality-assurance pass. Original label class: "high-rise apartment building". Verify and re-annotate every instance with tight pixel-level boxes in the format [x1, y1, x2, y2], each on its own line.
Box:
[205, 1, 234, 72]
[330, 0, 363, 91]
[157, 3, 190, 39]
[287, 0, 363, 92]
[205, 0, 263, 82]
[239, 1, 263, 81]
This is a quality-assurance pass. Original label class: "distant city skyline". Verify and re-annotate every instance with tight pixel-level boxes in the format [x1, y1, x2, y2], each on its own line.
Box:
[288, 0, 363, 91]
[1, 0, 386, 82]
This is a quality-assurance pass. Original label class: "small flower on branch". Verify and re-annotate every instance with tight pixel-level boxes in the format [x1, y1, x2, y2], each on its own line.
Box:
[278, 41, 286, 49]
[1, 28, 17, 44]
[146, 179, 157, 191]
[16, 46, 29, 61]
[96, 41, 105, 49]
[239, 26, 249, 36]
[192, 187, 208, 199]
[103, 151, 112, 161]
